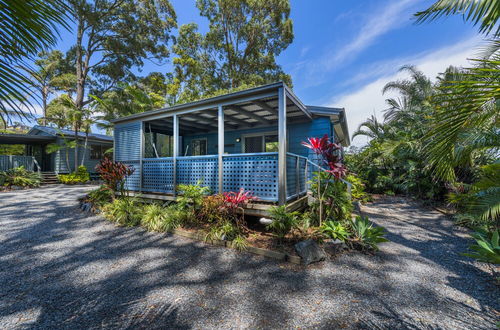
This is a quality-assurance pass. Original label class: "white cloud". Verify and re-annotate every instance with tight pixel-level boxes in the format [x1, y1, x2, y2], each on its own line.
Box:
[324, 0, 415, 71]
[327, 36, 482, 147]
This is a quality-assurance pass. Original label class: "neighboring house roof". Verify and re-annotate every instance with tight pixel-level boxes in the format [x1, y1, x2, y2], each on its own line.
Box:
[0, 134, 56, 145]
[28, 126, 113, 143]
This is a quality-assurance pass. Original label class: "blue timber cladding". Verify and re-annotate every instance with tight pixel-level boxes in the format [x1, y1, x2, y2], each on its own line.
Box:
[114, 122, 142, 190]
[182, 117, 332, 157]
[114, 122, 142, 161]
[54, 145, 107, 173]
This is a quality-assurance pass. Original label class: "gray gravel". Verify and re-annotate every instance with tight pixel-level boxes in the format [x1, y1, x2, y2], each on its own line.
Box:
[0, 186, 498, 329]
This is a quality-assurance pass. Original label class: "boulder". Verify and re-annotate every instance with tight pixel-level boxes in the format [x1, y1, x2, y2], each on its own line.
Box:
[259, 217, 273, 225]
[294, 239, 327, 265]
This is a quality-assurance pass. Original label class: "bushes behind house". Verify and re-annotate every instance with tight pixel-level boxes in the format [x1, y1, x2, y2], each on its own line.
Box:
[58, 165, 90, 184]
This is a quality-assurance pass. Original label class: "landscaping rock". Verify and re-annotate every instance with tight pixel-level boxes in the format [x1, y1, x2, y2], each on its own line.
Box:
[294, 239, 326, 265]
[10, 185, 23, 190]
[324, 239, 348, 256]
[259, 217, 273, 225]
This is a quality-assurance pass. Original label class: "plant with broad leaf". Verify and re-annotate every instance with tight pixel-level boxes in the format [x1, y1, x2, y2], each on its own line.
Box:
[302, 134, 347, 224]
[223, 188, 257, 228]
[95, 157, 135, 198]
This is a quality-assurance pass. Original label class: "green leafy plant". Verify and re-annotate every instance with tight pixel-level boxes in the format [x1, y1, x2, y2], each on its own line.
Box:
[346, 173, 370, 202]
[205, 220, 239, 241]
[230, 235, 248, 251]
[177, 183, 210, 211]
[321, 220, 350, 241]
[350, 215, 389, 251]
[267, 205, 299, 240]
[58, 165, 90, 184]
[462, 229, 500, 265]
[87, 185, 113, 207]
[141, 203, 171, 232]
[102, 197, 142, 227]
[310, 172, 353, 225]
[0, 166, 41, 187]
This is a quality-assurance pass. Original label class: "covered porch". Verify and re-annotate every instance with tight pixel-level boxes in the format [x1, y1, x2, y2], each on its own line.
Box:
[113, 82, 340, 205]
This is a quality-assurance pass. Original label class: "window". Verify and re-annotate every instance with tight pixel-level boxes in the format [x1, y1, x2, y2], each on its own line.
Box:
[243, 133, 279, 153]
[90, 145, 105, 160]
[191, 139, 207, 156]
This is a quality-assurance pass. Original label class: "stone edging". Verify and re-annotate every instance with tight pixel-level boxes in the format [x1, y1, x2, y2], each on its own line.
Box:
[173, 228, 302, 265]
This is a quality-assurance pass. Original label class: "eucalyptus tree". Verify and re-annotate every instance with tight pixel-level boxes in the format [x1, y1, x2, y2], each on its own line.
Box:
[170, 0, 294, 102]
[63, 0, 177, 167]
[0, 0, 69, 126]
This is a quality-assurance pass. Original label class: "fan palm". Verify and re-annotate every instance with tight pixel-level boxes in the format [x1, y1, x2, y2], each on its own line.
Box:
[0, 0, 69, 125]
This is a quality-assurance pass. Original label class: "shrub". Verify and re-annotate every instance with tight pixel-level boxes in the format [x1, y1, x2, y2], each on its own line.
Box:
[321, 220, 350, 242]
[87, 185, 113, 207]
[58, 165, 90, 184]
[199, 194, 227, 223]
[267, 205, 299, 240]
[176, 183, 210, 212]
[102, 197, 142, 226]
[462, 229, 500, 265]
[310, 172, 353, 225]
[1, 166, 41, 187]
[346, 173, 370, 202]
[349, 215, 389, 251]
[95, 157, 134, 197]
[205, 220, 239, 241]
[141, 203, 184, 232]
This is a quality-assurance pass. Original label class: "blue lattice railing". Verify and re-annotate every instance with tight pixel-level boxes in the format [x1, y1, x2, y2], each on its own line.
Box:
[121, 152, 313, 203]
[223, 153, 278, 201]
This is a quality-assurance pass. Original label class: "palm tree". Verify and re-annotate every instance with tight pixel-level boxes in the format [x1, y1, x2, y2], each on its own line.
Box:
[0, 0, 69, 126]
[415, 0, 500, 37]
[352, 115, 388, 140]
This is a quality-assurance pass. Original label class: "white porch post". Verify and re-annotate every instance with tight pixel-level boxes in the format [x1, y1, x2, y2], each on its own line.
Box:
[278, 87, 287, 205]
[218, 105, 224, 194]
[173, 114, 179, 196]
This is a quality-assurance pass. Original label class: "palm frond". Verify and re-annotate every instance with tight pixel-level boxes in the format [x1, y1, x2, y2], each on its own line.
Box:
[415, 0, 500, 37]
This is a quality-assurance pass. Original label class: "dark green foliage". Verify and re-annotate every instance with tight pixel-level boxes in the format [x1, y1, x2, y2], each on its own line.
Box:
[141, 203, 183, 232]
[320, 220, 350, 242]
[0, 166, 41, 187]
[176, 184, 211, 223]
[349, 216, 389, 251]
[102, 197, 143, 227]
[462, 229, 500, 264]
[310, 172, 353, 225]
[267, 205, 299, 239]
[87, 185, 113, 207]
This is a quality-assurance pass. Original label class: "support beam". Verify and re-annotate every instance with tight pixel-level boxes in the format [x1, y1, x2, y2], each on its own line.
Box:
[218, 105, 224, 194]
[229, 104, 273, 125]
[254, 100, 278, 115]
[224, 113, 255, 127]
[173, 114, 179, 196]
[278, 87, 287, 205]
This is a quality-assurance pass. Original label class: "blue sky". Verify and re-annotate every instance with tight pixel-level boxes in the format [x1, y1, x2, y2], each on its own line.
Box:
[46, 0, 483, 146]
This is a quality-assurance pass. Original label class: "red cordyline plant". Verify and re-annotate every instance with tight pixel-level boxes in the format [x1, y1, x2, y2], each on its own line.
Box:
[95, 157, 135, 199]
[302, 134, 346, 224]
[223, 188, 257, 228]
[223, 188, 257, 209]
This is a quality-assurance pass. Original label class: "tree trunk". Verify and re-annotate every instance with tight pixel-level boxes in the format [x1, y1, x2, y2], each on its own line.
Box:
[74, 18, 85, 172]
[42, 86, 47, 126]
[81, 129, 89, 167]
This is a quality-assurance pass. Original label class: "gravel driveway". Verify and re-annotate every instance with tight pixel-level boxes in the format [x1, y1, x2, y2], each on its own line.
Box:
[0, 185, 498, 329]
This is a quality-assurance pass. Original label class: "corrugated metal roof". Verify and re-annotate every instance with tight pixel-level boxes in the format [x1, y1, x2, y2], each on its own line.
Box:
[29, 126, 113, 142]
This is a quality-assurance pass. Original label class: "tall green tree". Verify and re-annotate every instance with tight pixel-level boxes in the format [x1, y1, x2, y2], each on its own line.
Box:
[0, 0, 69, 126]
[170, 0, 294, 102]
[63, 0, 177, 168]
[22, 51, 68, 125]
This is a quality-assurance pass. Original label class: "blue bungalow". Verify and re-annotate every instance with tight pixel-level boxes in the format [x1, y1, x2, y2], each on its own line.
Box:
[112, 82, 350, 211]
